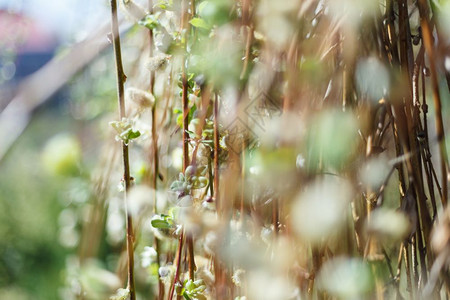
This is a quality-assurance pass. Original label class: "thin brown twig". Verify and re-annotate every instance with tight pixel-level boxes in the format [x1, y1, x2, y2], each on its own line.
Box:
[168, 231, 185, 300]
[109, 0, 136, 298]
[147, 0, 165, 298]
[180, 0, 196, 282]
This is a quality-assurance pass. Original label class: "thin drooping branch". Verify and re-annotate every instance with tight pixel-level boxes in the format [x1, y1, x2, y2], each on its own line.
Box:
[110, 0, 136, 299]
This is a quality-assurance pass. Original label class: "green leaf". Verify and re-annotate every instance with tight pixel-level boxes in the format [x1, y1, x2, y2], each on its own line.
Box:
[127, 129, 141, 140]
[198, 0, 233, 26]
[178, 173, 185, 181]
[176, 114, 184, 127]
[155, 0, 173, 10]
[185, 166, 195, 178]
[198, 176, 208, 187]
[186, 129, 200, 139]
[110, 118, 141, 145]
[189, 18, 210, 30]
[182, 292, 192, 300]
[138, 13, 160, 30]
[203, 129, 214, 137]
[150, 263, 159, 277]
[186, 280, 196, 291]
[151, 219, 172, 229]
[197, 165, 207, 176]
[170, 180, 185, 191]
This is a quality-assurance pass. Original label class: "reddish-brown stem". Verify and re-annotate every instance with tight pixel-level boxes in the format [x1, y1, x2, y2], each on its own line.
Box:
[212, 92, 224, 296]
[272, 198, 279, 236]
[181, 70, 189, 171]
[213, 93, 220, 212]
[179, 0, 196, 282]
[168, 231, 185, 300]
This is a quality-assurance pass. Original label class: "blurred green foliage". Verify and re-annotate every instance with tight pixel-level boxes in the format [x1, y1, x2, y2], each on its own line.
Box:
[0, 46, 116, 298]
[0, 113, 73, 299]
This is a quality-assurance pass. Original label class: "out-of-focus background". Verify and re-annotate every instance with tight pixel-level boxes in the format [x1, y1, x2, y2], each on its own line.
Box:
[0, 1, 115, 298]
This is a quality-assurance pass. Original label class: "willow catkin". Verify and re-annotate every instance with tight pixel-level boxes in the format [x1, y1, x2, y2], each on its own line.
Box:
[126, 87, 155, 110]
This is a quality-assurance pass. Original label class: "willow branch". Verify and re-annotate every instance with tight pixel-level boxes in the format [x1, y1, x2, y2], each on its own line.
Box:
[110, 0, 135, 298]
